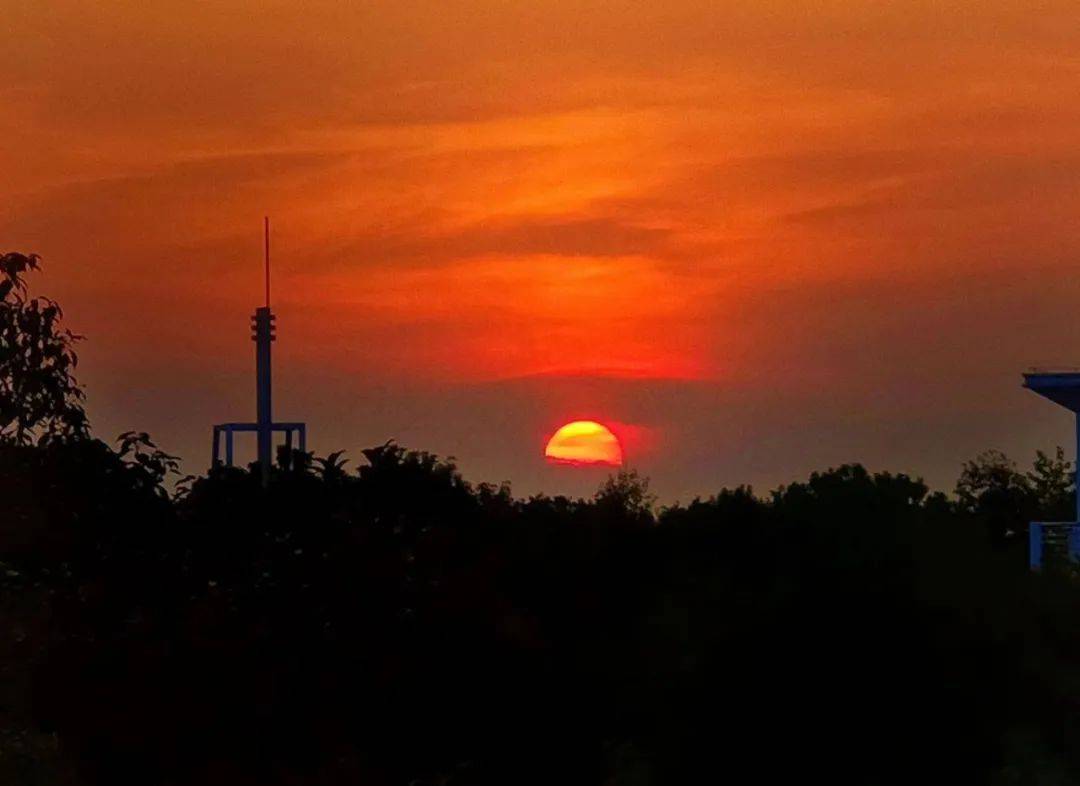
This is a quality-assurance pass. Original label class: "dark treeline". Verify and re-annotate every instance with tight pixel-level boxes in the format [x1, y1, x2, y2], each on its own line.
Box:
[4, 252, 1080, 785]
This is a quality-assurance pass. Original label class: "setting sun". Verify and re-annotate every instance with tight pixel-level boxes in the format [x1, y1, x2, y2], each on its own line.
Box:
[544, 421, 623, 467]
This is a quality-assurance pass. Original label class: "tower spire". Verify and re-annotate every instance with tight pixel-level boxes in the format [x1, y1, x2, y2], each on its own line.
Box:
[264, 215, 270, 308]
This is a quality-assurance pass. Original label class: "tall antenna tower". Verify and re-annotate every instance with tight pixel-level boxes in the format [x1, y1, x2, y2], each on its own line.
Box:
[211, 218, 307, 487]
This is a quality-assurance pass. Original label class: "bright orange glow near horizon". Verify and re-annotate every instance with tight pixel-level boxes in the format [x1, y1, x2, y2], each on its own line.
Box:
[545, 421, 624, 467]
[6, 1, 1080, 497]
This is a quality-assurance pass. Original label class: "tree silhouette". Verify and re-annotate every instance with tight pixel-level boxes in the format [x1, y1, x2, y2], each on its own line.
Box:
[593, 468, 656, 522]
[956, 449, 1031, 513]
[4, 256, 1080, 785]
[1028, 446, 1074, 519]
[0, 252, 88, 445]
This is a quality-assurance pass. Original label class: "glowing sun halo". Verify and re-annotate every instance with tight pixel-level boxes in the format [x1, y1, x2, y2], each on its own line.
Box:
[544, 421, 623, 467]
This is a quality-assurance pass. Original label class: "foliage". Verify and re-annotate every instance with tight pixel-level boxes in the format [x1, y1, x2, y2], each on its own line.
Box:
[1028, 446, 1075, 519]
[956, 449, 1030, 512]
[312, 449, 348, 481]
[116, 431, 182, 497]
[4, 256, 1080, 785]
[956, 447, 1076, 541]
[593, 468, 656, 521]
[4, 437, 1079, 786]
[0, 253, 87, 445]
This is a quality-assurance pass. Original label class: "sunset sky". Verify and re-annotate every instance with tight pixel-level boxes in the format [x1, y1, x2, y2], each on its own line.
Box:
[5, 1, 1080, 499]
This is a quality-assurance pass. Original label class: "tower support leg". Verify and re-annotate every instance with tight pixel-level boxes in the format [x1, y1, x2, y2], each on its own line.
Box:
[1030, 523, 1044, 571]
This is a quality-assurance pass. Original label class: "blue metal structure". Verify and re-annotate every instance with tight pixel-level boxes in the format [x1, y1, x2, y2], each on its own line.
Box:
[1023, 371, 1080, 569]
[211, 219, 307, 486]
[254, 305, 274, 486]
[1028, 522, 1080, 570]
[212, 421, 307, 474]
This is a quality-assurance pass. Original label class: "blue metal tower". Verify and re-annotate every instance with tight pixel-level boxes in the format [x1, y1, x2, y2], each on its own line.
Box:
[212, 218, 307, 486]
[1022, 370, 1080, 569]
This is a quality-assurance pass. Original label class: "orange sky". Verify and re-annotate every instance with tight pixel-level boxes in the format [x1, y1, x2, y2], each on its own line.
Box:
[5, 1, 1080, 498]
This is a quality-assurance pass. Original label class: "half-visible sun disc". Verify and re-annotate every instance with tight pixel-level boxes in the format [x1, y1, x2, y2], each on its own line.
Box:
[544, 420, 623, 466]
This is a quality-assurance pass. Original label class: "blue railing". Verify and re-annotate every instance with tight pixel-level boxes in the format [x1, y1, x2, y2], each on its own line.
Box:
[1029, 522, 1080, 570]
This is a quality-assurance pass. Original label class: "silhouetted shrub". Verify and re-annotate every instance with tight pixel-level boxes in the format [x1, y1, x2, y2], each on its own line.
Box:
[4, 254, 1080, 785]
